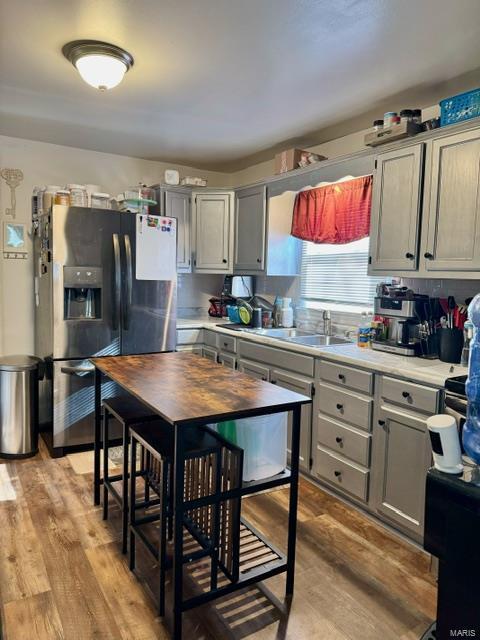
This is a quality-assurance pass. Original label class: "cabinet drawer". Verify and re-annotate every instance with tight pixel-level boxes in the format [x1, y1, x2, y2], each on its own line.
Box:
[318, 382, 372, 431]
[203, 329, 218, 348]
[218, 353, 236, 369]
[202, 346, 218, 362]
[238, 340, 314, 377]
[217, 334, 236, 353]
[314, 446, 369, 502]
[316, 414, 370, 467]
[381, 376, 440, 414]
[319, 360, 373, 395]
[237, 359, 269, 381]
[176, 328, 204, 345]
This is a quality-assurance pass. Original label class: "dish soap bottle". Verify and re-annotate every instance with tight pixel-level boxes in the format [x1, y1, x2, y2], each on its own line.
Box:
[463, 294, 480, 464]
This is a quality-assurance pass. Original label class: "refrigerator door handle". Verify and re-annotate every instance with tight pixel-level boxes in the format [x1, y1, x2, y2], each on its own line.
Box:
[60, 364, 95, 377]
[113, 233, 121, 330]
[123, 234, 133, 331]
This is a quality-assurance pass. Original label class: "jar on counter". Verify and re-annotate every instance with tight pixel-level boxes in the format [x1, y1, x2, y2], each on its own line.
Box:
[412, 109, 422, 124]
[91, 193, 111, 209]
[383, 112, 398, 128]
[54, 189, 71, 206]
[373, 119, 384, 132]
[67, 184, 87, 207]
[32, 186, 41, 220]
[400, 109, 413, 124]
[391, 115, 401, 126]
[43, 185, 62, 212]
[262, 310, 273, 329]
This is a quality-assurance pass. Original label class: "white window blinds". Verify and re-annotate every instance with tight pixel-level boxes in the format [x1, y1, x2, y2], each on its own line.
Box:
[300, 237, 383, 306]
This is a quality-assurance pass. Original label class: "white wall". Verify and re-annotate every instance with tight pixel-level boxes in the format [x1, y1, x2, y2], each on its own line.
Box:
[231, 105, 440, 186]
[0, 135, 227, 355]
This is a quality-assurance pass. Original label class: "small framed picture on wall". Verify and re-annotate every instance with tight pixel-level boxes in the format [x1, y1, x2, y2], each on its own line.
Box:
[3, 221, 27, 258]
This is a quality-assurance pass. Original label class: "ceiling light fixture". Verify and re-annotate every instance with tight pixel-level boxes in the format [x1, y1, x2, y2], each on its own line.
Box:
[62, 40, 134, 91]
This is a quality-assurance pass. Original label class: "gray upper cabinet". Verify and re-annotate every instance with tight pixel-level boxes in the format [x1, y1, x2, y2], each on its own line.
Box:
[369, 143, 424, 273]
[193, 192, 234, 273]
[422, 128, 480, 272]
[370, 403, 432, 541]
[234, 185, 266, 273]
[164, 188, 191, 273]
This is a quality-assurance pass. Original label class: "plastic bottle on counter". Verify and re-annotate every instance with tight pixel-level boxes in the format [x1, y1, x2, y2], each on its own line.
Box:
[463, 295, 480, 463]
[280, 298, 294, 328]
[357, 313, 372, 348]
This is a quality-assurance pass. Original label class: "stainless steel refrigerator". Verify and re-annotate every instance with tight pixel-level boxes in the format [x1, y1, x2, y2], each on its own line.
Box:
[34, 205, 177, 456]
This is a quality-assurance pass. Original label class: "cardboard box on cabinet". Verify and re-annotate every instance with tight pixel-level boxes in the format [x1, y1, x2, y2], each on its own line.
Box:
[274, 148, 327, 174]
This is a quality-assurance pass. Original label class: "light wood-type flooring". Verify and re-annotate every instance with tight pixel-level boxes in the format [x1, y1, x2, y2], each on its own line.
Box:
[0, 441, 436, 639]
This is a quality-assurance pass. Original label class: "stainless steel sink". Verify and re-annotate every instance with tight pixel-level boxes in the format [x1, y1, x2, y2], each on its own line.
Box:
[243, 328, 315, 338]
[283, 334, 351, 347]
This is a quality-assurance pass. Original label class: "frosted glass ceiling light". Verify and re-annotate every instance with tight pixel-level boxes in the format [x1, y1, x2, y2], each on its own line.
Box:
[62, 40, 134, 91]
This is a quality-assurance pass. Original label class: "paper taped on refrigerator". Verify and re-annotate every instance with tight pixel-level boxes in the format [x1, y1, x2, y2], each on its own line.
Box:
[136, 214, 177, 281]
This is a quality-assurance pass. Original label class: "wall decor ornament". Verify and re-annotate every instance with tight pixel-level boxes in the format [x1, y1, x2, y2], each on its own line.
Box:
[0, 168, 24, 219]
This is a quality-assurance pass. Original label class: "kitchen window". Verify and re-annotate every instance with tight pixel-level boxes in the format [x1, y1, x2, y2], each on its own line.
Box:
[300, 237, 383, 308]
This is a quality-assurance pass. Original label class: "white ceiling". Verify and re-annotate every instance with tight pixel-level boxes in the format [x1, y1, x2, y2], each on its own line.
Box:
[1, 0, 480, 171]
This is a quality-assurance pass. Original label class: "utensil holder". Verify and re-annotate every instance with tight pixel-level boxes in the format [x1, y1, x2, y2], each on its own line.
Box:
[438, 328, 464, 364]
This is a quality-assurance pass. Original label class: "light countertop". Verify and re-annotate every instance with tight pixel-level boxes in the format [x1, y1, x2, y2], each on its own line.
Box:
[176, 316, 230, 329]
[177, 317, 463, 387]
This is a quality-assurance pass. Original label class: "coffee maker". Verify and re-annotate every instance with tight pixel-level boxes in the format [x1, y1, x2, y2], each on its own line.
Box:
[372, 288, 438, 358]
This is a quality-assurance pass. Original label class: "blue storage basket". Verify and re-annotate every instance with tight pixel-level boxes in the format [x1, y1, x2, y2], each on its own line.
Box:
[440, 88, 480, 126]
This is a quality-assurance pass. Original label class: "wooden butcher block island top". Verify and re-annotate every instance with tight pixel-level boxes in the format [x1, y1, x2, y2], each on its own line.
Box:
[91, 352, 310, 426]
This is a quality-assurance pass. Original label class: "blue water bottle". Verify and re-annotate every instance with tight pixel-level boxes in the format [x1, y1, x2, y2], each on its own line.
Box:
[463, 294, 480, 463]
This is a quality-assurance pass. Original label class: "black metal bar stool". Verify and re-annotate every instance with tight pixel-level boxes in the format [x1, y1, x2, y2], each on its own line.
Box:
[102, 395, 159, 553]
[129, 422, 243, 616]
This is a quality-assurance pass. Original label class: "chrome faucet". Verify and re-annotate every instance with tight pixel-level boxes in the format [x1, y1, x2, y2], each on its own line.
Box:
[323, 310, 332, 336]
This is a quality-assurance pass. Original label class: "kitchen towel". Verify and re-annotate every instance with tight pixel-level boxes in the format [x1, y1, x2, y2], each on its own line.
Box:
[291, 174, 373, 244]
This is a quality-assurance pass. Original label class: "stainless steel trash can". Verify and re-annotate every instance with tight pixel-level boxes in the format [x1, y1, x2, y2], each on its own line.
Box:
[0, 355, 42, 458]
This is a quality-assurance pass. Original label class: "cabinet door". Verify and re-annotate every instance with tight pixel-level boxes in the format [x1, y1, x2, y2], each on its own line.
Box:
[165, 189, 191, 273]
[370, 404, 431, 540]
[237, 358, 270, 381]
[234, 185, 266, 273]
[423, 129, 480, 271]
[193, 192, 233, 273]
[270, 368, 313, 473]
[369, 144, 424, 272]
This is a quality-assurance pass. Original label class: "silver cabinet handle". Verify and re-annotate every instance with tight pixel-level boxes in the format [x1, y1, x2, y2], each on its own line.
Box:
[112, 234, 121, 331]
[123, 234, 133, 331]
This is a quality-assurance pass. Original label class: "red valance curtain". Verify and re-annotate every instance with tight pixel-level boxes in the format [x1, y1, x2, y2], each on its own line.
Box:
[291, 175, 373, 244]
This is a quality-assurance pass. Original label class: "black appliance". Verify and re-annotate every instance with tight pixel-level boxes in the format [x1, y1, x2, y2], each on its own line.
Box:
[424, 465, 480, 639]
[444, 375, 467, 445]
[372, 294, 438, 358]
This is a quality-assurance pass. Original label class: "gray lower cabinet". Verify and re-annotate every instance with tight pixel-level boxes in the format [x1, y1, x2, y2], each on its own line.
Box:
[370, 402, 432, 541]
[234, 185, 266, 273]
[369, 143, 424, 272]
[165, 188, 192, 273]
[202, 346, 218, 362]
[218, 352, 236, 369]
[270, 368, 313, 474]
[237, 355, 313, 473]
[313, 359, 373, 504]
[193, 192, 234, 273]
[422, 128, 480, 272]
[237, 358, 269, 381]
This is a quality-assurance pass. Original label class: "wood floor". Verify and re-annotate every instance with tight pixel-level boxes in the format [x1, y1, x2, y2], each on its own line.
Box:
[0, 440, 436, 640]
